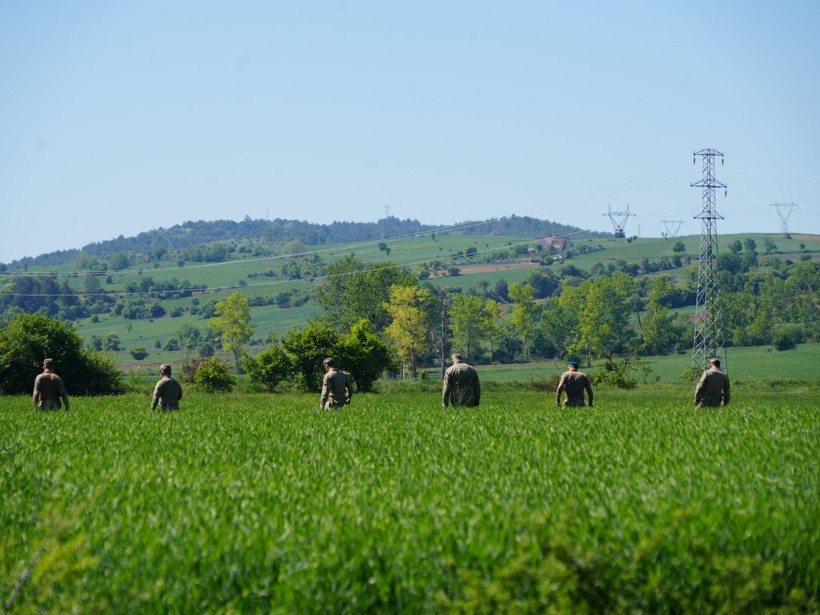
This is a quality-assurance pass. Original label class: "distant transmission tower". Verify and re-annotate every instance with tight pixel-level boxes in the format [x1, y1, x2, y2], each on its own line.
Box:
[604, 204, 634, 238]
[771, 202, 798, 238]
[691, 149, 728, 373]
[660, 219, 685, 238]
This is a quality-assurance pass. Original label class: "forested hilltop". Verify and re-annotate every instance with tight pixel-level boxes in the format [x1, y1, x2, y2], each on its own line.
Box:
[2, 215, 605, 268]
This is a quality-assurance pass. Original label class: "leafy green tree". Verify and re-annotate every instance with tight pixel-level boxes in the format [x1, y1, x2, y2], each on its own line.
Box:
[559, 273, 636, 363]
[493, 279, 509, 302]
[177, 323, 202, 350]
[721, 284, 759, 346]
[495, 320, 524, 363]
[208, 291, 254, 371]
[539, 296, 577, 360]
[0, 275, 62, 316]
[786, 262, 820, 339]
[316, 260, 419, 332]
[283, 239, 306, 255]
[83, 274, 104, 296]
[483, 299, 503, 361]
[242, 341, 292, 392]
[281, 321, 339, 392]
[314, 255, 362, 324]
[641, 276, 683, 355]
[334, 319, 394, 392]
[385, 285, 433, 378]
[0, 313, 124, 395]
[109, 252, 131, 270]
[105, 333, 122, 351]
[508, 282, 540, 360]
[672, 241, 686, 253]
[578, 273, 637, 360]
[428, 289, 453, 378]
[450, 294, 486, 359]
[527, 269, 558, 299]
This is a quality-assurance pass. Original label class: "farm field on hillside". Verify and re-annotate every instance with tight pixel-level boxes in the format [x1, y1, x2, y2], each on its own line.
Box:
[2, 391, 817, 612]
[464, 342, 820, 385]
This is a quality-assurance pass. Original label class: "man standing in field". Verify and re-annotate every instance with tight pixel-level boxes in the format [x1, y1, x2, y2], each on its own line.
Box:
[320, 357, 353, 410]
[694, 357, 730, 408]
[442, 353, 480, 408]
[556, 360, 593, 407]
[151, 364, 183, 411]
[33, 358, 70, 411]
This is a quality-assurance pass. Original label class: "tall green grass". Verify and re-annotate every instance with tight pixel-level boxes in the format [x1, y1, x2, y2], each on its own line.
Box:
[2, 390, 817, 612]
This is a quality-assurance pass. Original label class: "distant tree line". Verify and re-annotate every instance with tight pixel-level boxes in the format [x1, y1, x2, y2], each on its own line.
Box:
[3, 215, 599, 268]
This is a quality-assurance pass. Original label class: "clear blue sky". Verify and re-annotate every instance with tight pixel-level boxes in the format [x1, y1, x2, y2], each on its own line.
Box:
[2, 1, 819, 264]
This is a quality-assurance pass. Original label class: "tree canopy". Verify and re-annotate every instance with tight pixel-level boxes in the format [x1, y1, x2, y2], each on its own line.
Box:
[0, 313, 124, 395]
[208, 291, 254, 371]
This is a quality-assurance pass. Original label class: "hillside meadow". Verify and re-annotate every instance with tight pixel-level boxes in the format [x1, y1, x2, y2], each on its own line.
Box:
[22, 231, 815, 364]
[466, 342, 820, 386]
[1, 386, 817, 613]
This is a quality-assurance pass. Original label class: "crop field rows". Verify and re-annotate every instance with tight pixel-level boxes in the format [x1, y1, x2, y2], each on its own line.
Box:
[1, 391, 818, 613]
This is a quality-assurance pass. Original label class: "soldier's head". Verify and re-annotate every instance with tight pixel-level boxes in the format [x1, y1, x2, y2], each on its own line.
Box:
[567, 360, 579, 371]
[160, 364, 172, 376]
[323, 357, 335, 371]
[42, 358, 55, 371]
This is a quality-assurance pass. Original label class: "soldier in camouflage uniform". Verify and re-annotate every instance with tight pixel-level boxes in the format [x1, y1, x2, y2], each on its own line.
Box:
[33, 358, 70, 411]
[320, 357, 353, 410]
[442, 354, 480, 408]
[694, 358, 730, 408]
[556, 360, 593, 407]
[151, 364, 183, 411]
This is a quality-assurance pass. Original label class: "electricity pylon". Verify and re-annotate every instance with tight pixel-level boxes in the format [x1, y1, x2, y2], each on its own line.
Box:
[660, 219, 685, 238]
[691, 149, 727, 373]
[604, 204, 634, 238]
[771, 202, 798, 238]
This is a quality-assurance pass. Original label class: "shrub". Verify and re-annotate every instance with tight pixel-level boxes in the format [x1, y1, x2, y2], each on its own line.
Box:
[242, 346, 292, 392]
[130, 347, 149, 360]
[164, 337, 181, 351]
[773, 325, 802, 351]
[192, 356, 235, 393]
[592, 355, 650, 389]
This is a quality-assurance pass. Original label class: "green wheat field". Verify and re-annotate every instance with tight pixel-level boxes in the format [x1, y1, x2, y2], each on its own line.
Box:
[1, 387, 817, 613]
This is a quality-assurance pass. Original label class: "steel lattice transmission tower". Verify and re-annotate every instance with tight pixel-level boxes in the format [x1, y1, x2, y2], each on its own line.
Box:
[660, 219, 685, 238]
[771, 202, 798, 238]
[603, 204, 634, 238]
[691, 149, 728, 373]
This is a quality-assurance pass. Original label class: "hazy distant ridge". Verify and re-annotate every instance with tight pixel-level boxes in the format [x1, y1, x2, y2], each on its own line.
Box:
[9, 216, 607, 266]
